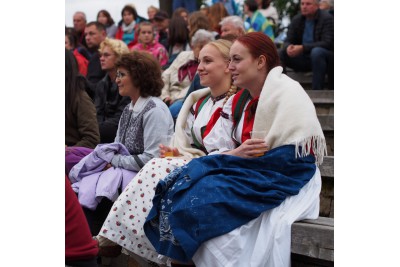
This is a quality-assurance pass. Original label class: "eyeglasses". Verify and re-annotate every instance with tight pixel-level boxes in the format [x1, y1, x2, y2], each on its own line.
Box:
[116, 70, 127, 79]
[99, 52, 114, 58]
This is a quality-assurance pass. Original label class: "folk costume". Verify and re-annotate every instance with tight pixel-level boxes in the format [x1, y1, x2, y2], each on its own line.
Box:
[144, 66, 326, 266]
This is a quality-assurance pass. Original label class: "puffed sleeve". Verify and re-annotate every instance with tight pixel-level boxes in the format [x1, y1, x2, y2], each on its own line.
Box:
[203, 95, 236, 154]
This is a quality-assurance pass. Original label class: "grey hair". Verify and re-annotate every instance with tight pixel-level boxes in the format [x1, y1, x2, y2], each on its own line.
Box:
[319, 0, 333, 7]
[219, 16, 245, 32]
[74, 11, 87, 21]
[190, 29, 216, 46]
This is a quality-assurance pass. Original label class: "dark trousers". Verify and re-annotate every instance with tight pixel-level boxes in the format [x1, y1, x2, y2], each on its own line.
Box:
[83, 198, 114, 236]
[280, 47, 334, 90]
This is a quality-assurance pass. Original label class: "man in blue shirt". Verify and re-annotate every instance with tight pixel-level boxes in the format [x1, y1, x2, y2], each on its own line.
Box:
[279, 0, 334, 90]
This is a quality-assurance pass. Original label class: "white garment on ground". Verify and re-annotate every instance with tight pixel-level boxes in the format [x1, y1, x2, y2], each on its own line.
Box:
[193, 168, 321, 267]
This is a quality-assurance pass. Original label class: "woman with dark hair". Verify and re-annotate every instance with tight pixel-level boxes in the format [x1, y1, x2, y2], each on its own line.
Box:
[144, 32, 326, 267]
[65, 31, 90, 76]
[172, 7, 189, 22]
[164, 15, 190, 69]
[65, 48, 100, 149]
[187, 11, 212, 41]
[68, 51, 174, 236]
[97, 9, 118, 38]
[115, 5, 142, 48]
[208, 2, 229, 35]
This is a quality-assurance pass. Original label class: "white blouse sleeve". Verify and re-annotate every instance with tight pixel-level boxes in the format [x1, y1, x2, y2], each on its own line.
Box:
[184, 103, 196, 145]
[203, 95, 237, 155]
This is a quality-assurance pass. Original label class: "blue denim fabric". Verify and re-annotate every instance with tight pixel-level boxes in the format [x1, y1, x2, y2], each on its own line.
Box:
[144, 145, 316, 262]
[169, 99, 184, 120]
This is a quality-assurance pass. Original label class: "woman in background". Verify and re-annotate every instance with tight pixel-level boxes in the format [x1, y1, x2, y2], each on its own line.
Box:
[115, 5, 142, 49]
[164, 15, 190, 70]
[208, 2, 229, 36]
[97, 9, 118, 38]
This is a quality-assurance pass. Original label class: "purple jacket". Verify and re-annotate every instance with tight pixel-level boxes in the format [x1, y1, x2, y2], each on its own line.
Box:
[68, 143, 137, 210]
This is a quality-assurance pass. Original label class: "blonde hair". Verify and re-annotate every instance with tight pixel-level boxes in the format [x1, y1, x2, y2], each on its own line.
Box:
[205, 39, 237, 105]
[99, 38, 129, 59]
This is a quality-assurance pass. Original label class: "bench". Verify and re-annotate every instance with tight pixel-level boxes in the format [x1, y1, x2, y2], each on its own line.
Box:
[306, 90, 334, 115]
[286, 69, 332, 90]
[318, 115, 334, 156]
[291, 156, 334, 266]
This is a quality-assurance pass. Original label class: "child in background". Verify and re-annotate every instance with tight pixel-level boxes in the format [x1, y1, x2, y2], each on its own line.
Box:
[131, 21, 169, 68]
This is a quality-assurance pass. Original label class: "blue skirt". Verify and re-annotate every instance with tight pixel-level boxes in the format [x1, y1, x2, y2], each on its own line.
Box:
[144, 145, 316, 262]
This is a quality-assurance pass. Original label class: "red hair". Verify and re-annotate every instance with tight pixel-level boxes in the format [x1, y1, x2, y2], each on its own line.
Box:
[235, 32, 280, 74]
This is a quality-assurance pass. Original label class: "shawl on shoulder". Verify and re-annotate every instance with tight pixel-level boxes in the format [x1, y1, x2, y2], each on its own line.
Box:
[143, 67, 325, 262]
[171, 87, 211, 159]
[253, 66, 327, 165]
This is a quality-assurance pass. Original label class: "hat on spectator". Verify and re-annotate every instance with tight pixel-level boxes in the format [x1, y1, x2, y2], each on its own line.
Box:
[154, 11, 169, 21]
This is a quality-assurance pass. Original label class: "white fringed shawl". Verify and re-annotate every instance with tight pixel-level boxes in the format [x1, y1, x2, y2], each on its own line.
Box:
[171, 87, 211, 158]
[252, 67, 327, 165]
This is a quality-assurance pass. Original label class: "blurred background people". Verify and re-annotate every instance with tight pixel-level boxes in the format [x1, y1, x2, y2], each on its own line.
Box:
[85, 22, 107, 88]
[147, 5, 159, 22]
[97, 9, 118, 38]
[131, 21, 169, 67]
[279, 0, 334, 90]
[115, 5, 144, 49]
[173, 0, 197, 13]
[153, 10, 170, 51]
[73, 11, 88, 49]
[65, 31, 89, 76]
[208, 2, 229, 37]
[65, 48, 100, 149]
[95, 38, 131, 143]
[244, 0, 275, 40]
[164, 15, 190, 69]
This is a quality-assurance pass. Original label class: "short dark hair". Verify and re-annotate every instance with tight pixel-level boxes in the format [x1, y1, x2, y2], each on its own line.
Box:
[86, 21, 106, 32]
[245, 0, 259, 12]
[153, 10, 169, 21]
[168, 16, 189, 47]
[121, 5, 138, 20]
[115, 51, 164, 97]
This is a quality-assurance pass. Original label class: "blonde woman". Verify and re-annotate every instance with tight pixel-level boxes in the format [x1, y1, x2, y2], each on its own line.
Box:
[95, 38, 131, 143]
[95, 39, 237, 265]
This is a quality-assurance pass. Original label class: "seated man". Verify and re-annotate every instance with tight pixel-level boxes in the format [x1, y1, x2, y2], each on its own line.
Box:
[279, 0, 334, 90]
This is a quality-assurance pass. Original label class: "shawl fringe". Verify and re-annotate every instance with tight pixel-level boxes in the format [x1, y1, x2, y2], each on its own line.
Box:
[294, 136, 327, 166]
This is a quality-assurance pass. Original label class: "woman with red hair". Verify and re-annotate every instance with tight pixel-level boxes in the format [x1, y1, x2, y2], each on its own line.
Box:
[144, 32, 326, 267]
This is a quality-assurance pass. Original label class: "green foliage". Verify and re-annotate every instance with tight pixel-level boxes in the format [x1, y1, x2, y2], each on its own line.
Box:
[273, 0, 300, 20]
